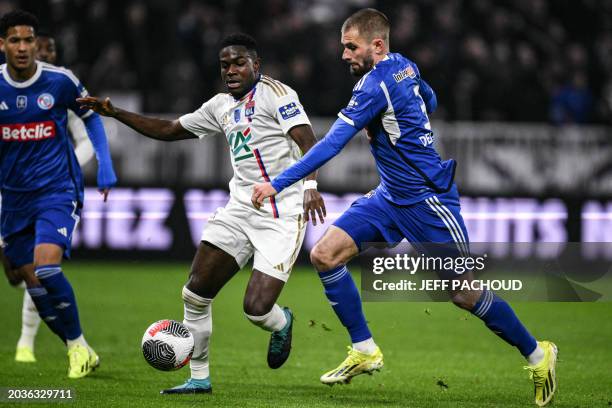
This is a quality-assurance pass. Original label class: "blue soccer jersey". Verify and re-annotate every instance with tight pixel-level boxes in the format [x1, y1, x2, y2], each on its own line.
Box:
[0, 61, 92, 210]
[272, 53, 455, 205]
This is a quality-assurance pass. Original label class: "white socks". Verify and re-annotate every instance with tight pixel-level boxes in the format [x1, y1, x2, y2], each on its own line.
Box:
[182, 286, 212, 380]
[66, 334, 90, 350]
[245, 304, 287, 332]
[527, 344, 545, 365]
[17, 290, 41, 350]
[352, 337, 377, 355]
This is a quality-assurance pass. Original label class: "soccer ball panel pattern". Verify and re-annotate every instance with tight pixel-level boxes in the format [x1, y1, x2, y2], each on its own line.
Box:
[141, 319, 194, 371]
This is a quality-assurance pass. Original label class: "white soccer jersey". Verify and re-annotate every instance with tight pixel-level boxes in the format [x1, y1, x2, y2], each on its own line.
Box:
[180, 75, 311, 217]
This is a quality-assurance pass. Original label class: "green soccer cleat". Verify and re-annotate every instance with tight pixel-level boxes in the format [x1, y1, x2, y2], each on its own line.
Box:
[160, 378, 212, 394]
[524, 341, 558, 406]
[267, 307, 293, 369]
[320, 346, 384, 385]
[15, 346, 36, 363]
[67, 344, 93, 379]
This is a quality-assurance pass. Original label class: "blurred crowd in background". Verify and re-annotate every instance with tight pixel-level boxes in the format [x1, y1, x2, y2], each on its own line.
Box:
[2, 0, 611, 124]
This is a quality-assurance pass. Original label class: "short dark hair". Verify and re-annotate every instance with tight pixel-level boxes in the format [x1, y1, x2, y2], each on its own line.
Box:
[0, 10, 39, 37]
[219, 33, 258, 57]
[37, 29, 54, 39]
[342, 8, 390, 44]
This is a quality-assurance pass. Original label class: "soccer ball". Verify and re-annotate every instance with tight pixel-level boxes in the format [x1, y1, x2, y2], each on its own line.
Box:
[141, 319, 194, 371]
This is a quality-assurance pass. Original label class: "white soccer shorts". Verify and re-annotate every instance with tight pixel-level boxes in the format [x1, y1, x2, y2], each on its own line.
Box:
[200, 200, 306, 282]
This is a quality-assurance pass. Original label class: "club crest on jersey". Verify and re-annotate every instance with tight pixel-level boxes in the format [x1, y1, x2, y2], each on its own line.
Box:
[234, 108, 241, 123]
[37, 93, 55, 110]
[279, 102, 300, 120]
[245, 100, 255, 118]
[16, 95, 27, 110]
[393, 65, 416, 83]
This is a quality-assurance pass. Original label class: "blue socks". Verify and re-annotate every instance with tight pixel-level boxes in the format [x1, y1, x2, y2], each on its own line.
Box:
[318, 265, 371, 343]
[35, 264, 82, 341]
[471, 290, 537, 357]
[26, 285, 66, 342]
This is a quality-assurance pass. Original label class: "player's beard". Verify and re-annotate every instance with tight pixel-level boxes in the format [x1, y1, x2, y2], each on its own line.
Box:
[349, 53, 375, 77]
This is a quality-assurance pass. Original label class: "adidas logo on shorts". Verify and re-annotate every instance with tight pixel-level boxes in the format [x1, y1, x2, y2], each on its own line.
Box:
[55, 302, 71, 309]
[57, 227, 68, 237]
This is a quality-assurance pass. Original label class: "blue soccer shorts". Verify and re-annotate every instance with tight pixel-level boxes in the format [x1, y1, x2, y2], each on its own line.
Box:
[333, 186, 469, 259]
[1, 200, 81, 268]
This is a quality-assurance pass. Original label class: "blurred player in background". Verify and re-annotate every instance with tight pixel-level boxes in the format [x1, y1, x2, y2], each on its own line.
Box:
[37, 31, 95, 165]
[78, 33, 325, 394]
[6, 30, 96, 365]
[253, 8, 557, 406]
[0, 10, 116, 378]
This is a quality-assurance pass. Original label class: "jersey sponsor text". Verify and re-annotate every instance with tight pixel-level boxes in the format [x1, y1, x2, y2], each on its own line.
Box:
[1, 121, 56, 142]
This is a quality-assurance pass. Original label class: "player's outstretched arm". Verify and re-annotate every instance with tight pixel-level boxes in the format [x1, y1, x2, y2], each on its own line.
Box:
[252, 118, 358, 209]
[77, 96, 196, 142]
[81, 113, 117, 202]
[288, 124, 326, 225]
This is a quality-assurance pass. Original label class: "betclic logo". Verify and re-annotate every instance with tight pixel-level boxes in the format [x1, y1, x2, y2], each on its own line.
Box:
[1, 121, 56, 142]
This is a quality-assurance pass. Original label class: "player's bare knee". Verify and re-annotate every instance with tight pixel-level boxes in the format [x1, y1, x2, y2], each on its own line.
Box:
[310, 244, 339, 271]
[33, 244, 63, 267]
[450, 290, 476, 310]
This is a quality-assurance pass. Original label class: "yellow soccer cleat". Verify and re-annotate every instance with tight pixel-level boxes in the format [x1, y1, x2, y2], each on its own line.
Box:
[320, 346, 384, 385]
[15, 346, 36, 363]
[524, 341, 558, 407]
[88, 348, 100, 372]
[67, 344, 93, 379]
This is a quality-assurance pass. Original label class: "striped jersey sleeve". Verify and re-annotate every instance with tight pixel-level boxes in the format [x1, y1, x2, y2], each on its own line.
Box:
[42, 64, 93, 119]
[338, 72, 387, 130]
[261, 75, 310, 135]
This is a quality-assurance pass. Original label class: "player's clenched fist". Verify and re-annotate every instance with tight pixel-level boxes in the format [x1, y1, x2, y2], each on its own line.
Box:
[251, 182, 278, 210]
[76, 96, 118, 117]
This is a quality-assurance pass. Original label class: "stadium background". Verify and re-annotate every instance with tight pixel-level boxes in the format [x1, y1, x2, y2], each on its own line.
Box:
[0, 0, 612, 407]
[2, 0, 612, 261]
[1, 2, 612, 407]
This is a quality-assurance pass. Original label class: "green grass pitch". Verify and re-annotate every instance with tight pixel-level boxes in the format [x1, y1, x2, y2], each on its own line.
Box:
[1, 262, 610, 407]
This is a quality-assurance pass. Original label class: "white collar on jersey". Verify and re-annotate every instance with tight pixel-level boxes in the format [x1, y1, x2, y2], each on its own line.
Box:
[2, 60, 43, 88]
